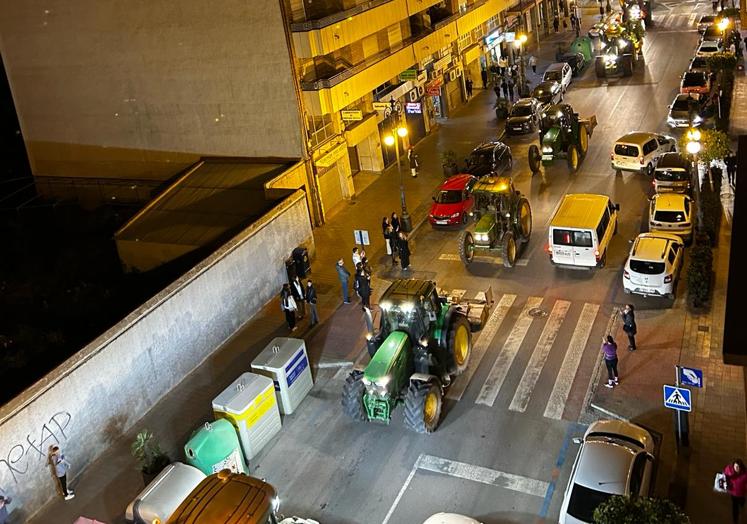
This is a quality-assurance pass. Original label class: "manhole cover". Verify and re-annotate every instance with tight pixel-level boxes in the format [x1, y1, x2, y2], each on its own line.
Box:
[528, 307, 548, 318]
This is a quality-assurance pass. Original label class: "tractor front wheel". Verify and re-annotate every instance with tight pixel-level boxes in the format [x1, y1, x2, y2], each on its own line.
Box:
[341, 370, 368, 421]
[528, 145, 541, 174]
[579, 125, 589, 157]
[403, 381, 443, 434]
[516, 197, 532, 244]
[458, 230, 475, 265]
[447, 314, 472, 375]
[567, 145, 580, 172]
[502, 231, 517, 268]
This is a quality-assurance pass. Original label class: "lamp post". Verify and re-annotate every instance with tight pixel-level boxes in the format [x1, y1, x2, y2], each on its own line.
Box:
[515, 33, 529, 97]
[686, 128, 703, 231]
[383, 100, 412, 232]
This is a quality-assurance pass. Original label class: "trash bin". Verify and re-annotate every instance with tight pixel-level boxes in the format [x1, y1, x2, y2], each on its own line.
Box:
[212, 372, 281, 462]
[184, 419, 247, 475]
[292, 247, 311, 278]
[285, 257, 297, 282]
[251, 337, 314, 415]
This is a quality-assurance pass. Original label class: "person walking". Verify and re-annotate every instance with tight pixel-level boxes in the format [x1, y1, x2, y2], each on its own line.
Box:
[498, 56, 508, 76]
[355, 266, 372, 310]
[280, 284, 297, 331]
[562, 17, 568, 30]
[726, 153, 737, 188]
[290, 275, 305, 320]
[408, 146, 419, 178]
[528, 55, 537, 74]
[305, 279, 319, 327]
[601, 335, 620, 388]
[501, 78, 509, 99]
[398, 232, 411, 270]
[493, 83, 502, 100]
[0, 490, 12, 524]
[507, 76, 515, 101]
[465, 77, 474, 98]
[49, 446, 74, 500]
[391, 212, 401, 234]
[336, 259, 351, 304]
[621, 304, 637, 351]
[724, 459, 747, 523]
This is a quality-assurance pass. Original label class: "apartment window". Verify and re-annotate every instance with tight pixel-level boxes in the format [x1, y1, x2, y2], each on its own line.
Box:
[307, 114, 336, 149]
[457, 33, 473, 53]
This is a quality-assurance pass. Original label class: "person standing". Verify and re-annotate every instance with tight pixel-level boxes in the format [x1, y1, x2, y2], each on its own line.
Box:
[528, 55, 537, 74]
[408, 146, 419, 178]
[352, 246, 362, 268]
[724, 459, 747, 523]
[507, 76, 515, 101]
[498, 56, 508, 76]
[290, 275, 305, 320]
[398, 232, 411, 270]
[493, 83, 502, 100]
[501, 78, 509, 99]
[391, 212, 401, 234]
[0, 491, 12, 524]
[280, 284, 297, 331]
[355, 266, 372, 310]
[336, 259, 351, 304]
[481, 68, 488, 89]
[466, 77, 473, 98]
[49, 446, 74, 500]
[621, 304, 637, 351]
[387, 224, 398, 266]
[382, 217, 393, 256]
[726, 153, 737, 188]
[553, 15, 559, 32]
[601, 335, 619, 388]
[305, 279, 319, 327]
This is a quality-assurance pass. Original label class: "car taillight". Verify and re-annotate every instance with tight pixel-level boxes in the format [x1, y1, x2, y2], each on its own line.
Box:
[594, 249, 600, 260]
[610, 152, 614, 160]
[624, 270, 630, 279]
[664, 274, 673, 283]
[545, 242, 552, 254]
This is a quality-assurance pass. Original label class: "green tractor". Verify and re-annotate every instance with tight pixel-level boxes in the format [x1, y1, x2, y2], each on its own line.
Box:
[528, 104, 596, 174]
[341, 279, 490, 434]
[457, 176, 532, 268]
[595, 19, 645, 78]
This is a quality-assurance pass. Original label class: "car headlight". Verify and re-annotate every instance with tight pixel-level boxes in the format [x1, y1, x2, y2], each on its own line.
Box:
[450, 212, 461, 218]
[542, 146, 553, 153]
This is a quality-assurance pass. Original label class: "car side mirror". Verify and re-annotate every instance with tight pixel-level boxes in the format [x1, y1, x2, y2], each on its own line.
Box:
[572, 437, 583, 444]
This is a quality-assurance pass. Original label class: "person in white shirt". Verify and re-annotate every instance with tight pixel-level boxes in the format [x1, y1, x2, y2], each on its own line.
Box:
[352, 247, 363, 268]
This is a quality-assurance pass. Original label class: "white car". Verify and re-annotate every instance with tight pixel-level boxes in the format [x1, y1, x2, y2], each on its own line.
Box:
[649, 193, 693, 244]
[423, 514, 482, 524]
[623, 233, 684, 299]
[610, 132, 676, 175]
[696, 40, 723, 57]
[560, 420, 656, 524]
[543, 62, 573, 93]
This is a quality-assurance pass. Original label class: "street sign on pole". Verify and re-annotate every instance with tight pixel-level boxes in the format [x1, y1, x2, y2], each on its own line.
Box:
[679, 366, 703, 388]
[663, 385, 692, 412]
[354, 230, 370, 246]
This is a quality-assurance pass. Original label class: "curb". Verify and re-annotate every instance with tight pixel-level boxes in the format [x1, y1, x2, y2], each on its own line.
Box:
[588, 402, 629, 421]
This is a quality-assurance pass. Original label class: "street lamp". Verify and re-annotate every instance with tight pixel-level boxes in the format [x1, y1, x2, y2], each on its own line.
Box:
[686, 128, 703, 231]
[515, 33, 529, 97]
[383, 100, 412, 232]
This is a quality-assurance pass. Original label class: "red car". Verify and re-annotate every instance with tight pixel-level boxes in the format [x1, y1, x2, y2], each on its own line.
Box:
[680, 71, 711, 97]
[428, 174, 477, 227]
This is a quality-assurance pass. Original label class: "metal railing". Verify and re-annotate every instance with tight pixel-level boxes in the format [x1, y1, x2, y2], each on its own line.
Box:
[290, 0, 393, 31]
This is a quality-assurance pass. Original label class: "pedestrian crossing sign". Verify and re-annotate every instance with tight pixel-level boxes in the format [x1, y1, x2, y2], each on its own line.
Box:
[663, 385, 691, 412]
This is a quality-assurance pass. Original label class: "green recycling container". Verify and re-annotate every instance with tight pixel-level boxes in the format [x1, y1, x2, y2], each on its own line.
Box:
[183, 418, 247, 476]
[570, 37, 594, 63]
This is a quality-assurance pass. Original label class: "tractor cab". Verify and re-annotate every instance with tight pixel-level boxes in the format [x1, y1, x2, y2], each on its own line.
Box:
[378, 280, 443, 343]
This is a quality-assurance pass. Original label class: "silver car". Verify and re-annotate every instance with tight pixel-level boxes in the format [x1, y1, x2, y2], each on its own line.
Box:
[560, 420, 655, 523]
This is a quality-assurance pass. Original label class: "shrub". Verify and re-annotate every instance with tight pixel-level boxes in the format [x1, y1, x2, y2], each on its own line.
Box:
[699, 174, 722, 245]
[706, 52, 738, 72]
[593, 495, 689, 523]
[687, 235, 713, 308]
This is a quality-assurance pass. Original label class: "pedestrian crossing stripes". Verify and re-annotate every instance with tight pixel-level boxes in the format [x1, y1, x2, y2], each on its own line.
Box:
[651, 12, 701, 30]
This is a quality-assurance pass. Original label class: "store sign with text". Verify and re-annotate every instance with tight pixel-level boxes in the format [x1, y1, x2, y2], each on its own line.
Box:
[405, 102, 422, 114]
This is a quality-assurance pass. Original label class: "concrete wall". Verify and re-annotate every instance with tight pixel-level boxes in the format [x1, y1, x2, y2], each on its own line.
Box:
[0, 190, 313, 522]
[0, 0, 304, 181]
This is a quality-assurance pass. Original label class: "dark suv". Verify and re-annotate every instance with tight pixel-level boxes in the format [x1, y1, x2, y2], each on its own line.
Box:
[464, 141, 513, 178]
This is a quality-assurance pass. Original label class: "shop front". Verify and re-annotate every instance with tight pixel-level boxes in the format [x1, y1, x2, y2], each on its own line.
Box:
[442, 65, 465, 116]
[343, 112, 384, 174]
[425, 77, 444, 120]
[313, 140, 352, 218]
[462, 44, 484, 91]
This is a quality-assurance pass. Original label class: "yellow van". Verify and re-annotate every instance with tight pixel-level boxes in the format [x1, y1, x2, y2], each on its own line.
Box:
[548, 194, 620, 268]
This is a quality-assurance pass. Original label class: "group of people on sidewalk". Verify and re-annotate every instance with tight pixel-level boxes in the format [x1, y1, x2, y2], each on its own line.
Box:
[280, 275, 319, 332]
[382, 213, 411, 271]
[600, 304, 637, 389]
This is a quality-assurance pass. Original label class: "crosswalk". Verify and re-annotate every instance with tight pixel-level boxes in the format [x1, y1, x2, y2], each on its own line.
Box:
[651, 12, 701, 31]
[450, 293, 613, 421]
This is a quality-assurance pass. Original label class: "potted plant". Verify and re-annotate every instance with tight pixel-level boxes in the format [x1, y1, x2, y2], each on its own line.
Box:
[131, 429, 171, 485]
[494, 97, 509, 120]
[441, 150, 459, 177]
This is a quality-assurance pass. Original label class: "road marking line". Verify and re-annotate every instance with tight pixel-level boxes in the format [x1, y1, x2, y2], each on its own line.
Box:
[447, 294, 517, 401]
[509, 300, 571, 413]
[476, 296, 544, 407]
[579, 307, 618, 422]
[539, 422, 587, 519]
[544, 303, 600, 420]
[418, 454, 549, 497]
[688, 12, 698, 26]
[381, 454, 421, 524]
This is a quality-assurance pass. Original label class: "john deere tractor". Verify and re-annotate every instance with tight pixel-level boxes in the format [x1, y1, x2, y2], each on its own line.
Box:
[341, 279, 490, 434]
[457, 176, 532, 268]
[595, 19, 645, 78]
[528, 104, 596, 173]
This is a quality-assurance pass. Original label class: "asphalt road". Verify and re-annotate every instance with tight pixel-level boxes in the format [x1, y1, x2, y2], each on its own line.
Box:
[260, 6, 705, 524]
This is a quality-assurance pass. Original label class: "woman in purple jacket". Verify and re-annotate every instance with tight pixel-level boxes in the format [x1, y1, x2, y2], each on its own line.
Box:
[725, 459, 747, 523]
[601, 335, 619, 388]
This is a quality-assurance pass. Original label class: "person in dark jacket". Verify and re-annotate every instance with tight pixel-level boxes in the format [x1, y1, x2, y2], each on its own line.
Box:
[398, 232, 411, 270]
[355, 266, 372, 309]
[306, 279, 319, 326]
[336, 259, 351, 304]
[391, 212, 401, 234]
[290, 275, 305, 320]
[725, 459, 747, 523]
[501, 78, 509, 99]
[601, 335, 619, 388]
[408, 146, 419, 177]
[621, 304, 637, 351]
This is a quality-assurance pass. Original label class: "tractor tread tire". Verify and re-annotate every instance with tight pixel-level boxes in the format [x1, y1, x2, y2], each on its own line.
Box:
[403, 381, 442, 434]
[447, 314, 472, 375]
[458, 230, 475, 266]
[502, 231, 517, 268]
[341, 370, 368, 421]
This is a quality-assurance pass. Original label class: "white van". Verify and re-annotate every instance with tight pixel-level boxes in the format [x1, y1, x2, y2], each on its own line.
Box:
[548, 194, 620, 268]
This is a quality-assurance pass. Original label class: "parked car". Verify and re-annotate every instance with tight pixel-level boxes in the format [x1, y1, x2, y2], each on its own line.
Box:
[623, 232, 684, 299]
[667, 93, 716, 128]
[680, 71, 711, 96]
[653, 153, 691, 194]
[696, 40, 723, 57]
[558, 52, 587, 76]
[697, 15, 717, 34]
[611, 132, 676, 175]
[423, 514, 482, 524]
[531, 80, 563, 106]
[428, 174, 477, 227]
[700, 24, 723, 43]
[687, 56, 711, 75]
[559, 420, 656, 524]
[649, 193, 693, 244]
[505, 97, 542, 135]
[543, 62, 573, 93]
[463, 141, 513, 178]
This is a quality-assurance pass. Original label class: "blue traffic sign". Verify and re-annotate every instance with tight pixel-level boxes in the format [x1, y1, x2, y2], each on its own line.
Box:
[679, 366, 703, 388]
[664, 385, 692, 412]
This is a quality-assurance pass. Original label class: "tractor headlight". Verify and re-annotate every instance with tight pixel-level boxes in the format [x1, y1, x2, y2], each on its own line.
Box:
[400, 302, 415, 313]
[693, 115, 703, 124]
[475, 233, 489, 242]
[542, 146, 553, 153]
[362, 377, 372, 386]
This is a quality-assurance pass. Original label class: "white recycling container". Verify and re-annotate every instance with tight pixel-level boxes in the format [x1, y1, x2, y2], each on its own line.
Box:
[251, 337, 314, 415]
[212, 372, 281, 462]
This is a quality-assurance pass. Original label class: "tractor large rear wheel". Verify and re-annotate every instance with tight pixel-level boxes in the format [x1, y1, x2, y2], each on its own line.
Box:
[403, 381, 442, 434]
[341, 370, 367, 421]
[567, 145, 580, 173]
[516, 197, 532, 244]
[578, 125, 589, 157]
[528, 145, 541, 174]
[447, 314, 472, 375]
[502, 231, 517, 268]
[458, 230, 475, 265]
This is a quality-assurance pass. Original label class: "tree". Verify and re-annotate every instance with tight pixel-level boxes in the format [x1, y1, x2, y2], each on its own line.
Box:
[593, 496, 690, 524]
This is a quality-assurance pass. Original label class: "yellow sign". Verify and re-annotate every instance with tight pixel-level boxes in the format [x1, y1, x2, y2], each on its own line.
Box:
[315, 142, 348, 168]
[341, 110, 363, 121]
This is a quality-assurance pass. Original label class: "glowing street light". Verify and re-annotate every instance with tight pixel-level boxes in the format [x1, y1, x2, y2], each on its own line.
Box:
[686, 140, 701, 155]
[515, 33, 529, 97]
[685, 128, 703, 230]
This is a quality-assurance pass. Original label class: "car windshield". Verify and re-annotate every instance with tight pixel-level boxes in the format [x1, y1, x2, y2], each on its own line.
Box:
[690, 57, 708, 69]
[630, 259, 665, 274]
[672, 98, 692, 111]
[544, 70, 562, 81]
[656, 168, 688, 181]
[683, 73, 705, 87]
[567, 483, 615, 522]
[436, 190, 463, 204]
[553, 229, 593, 247]
[467, 151, 492, 166]
[511, 105, 534, 117]
[614, 144, 639, 157]
[703, 27, 721, 39]
[699, 15, 715, 24]
[654, 210, 687, 222]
